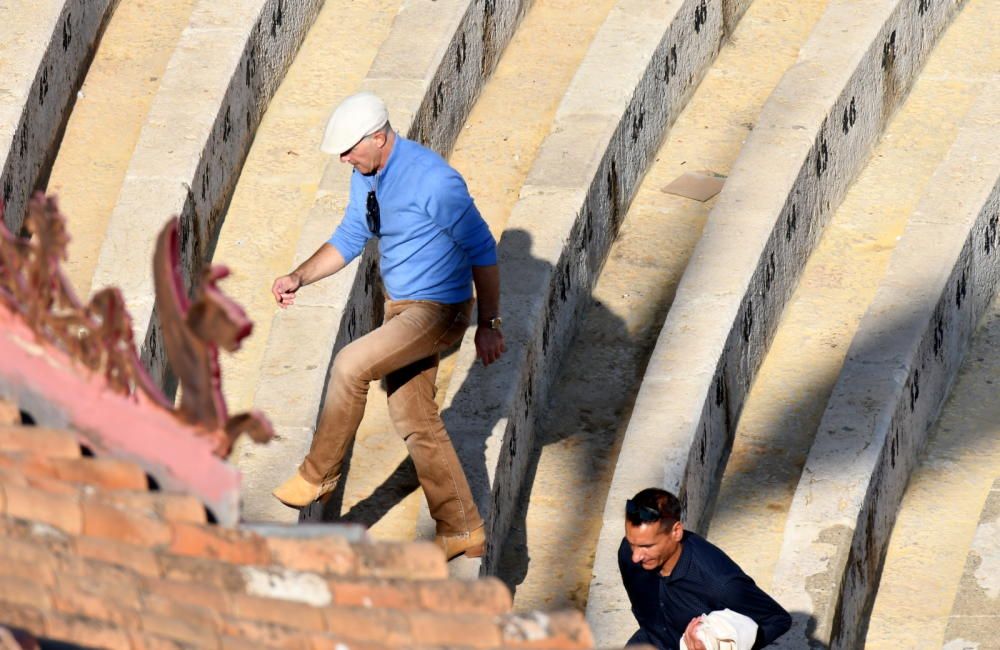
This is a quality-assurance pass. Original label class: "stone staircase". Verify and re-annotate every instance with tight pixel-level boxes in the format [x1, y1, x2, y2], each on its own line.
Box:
[1, 0, 997, 647]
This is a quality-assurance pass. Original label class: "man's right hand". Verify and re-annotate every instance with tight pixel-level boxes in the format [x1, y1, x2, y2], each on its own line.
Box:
[272, 273, 302, 308]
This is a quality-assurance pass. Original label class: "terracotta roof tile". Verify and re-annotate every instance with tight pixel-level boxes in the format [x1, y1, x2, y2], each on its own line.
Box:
[0, 426, 81, 458]
[264, 534, 357, 575]
[0, 481, 83, 535]
[168, 522, 270, 565]
[0, 400, 19, 426]
[44, 614, 132, 650]
[73, 537, 161, 578]
[81, 498, 173, 546]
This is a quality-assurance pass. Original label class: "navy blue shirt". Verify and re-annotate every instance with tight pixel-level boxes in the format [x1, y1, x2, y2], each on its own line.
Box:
[619, 531, 791, 649]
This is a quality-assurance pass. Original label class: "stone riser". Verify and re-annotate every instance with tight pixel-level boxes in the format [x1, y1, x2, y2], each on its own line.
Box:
[0, 0, 118, 234]
[772, 82, 1000, 649]
[587, 0, 965, 642]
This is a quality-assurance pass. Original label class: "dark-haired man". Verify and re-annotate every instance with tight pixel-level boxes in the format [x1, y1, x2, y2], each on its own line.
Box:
[620, 488, 791, 649]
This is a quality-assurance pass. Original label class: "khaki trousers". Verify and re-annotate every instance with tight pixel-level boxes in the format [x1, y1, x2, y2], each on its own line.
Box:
[300, 298, 483, 536]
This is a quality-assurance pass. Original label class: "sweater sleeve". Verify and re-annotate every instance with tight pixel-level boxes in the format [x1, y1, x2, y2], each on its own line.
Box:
[327, 171, 373, 263]
[718, 575, 791, 648]
[424, 168, 497, 266]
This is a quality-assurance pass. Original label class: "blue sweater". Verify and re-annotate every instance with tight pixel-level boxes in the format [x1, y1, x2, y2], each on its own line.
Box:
[328, 135, 496, 303]
[619, 532, 791, 649]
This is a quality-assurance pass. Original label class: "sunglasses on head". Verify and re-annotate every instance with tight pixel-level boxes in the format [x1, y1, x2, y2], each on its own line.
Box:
[366, 190, 380, 236]
[626, 498, 661, 523]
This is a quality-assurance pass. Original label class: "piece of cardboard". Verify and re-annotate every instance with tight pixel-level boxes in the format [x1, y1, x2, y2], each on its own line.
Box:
[662, 171, 726, 201]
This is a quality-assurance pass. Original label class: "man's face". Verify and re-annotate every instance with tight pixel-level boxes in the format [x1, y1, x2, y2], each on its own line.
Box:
[625, 519, 684, 574]
[340, 131, 385, 175]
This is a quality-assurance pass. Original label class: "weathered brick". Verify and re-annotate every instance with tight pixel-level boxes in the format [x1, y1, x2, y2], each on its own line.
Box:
[169, 523, 270, 565]
[52, 581, 141, 628]
[45, 614, 132, 650]
[0, 576, 51, 611]
[141, 577, 232, 614]
[0, 604, 44, 638]
[408, 611, 503, 648]
[354, 541, 446, 580]
[1, 481, 82, 534]
[323, 607, 411, 646]
[59, 558, 144, 605]
[128, 631, 199, 650]
[0, 426, 80, 458]
[97, 491, 207, 524]
[158, 555, 247, 592]
[265, 535, 357, 576]
[81, 498, 172, 546]
[501, 611, 594, 649]
[75, 536, 162, 577]
[417, 577, 512, 615]
[219, 619, 314, 650]
[220, 636, 280, 650]
[50, 457, 148, 490]
[329, 578, 419, 610]
[140, 612, 221, 648]
[0, 538, 60, 586]
[230, 593, 325, 632]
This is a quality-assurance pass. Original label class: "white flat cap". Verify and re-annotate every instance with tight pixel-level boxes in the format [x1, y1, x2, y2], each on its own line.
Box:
[321, 92, 389, 155]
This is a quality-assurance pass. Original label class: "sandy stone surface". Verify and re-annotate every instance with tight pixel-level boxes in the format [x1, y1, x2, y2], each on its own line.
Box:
[494, 0, 831, 613]
[47, 0, 197, 295]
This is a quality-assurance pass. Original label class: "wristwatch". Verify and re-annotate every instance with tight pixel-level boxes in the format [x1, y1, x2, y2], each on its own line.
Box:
[480, 316, 503, 330]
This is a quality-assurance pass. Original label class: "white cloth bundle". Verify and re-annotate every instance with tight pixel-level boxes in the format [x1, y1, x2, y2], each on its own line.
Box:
[679, 608, 758, 650]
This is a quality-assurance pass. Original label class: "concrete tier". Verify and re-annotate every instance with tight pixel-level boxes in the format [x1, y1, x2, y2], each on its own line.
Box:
[424, 0, 753, 576]
[244, 0, 533, 524]
[87, 0, 324, 388]
[497, 0, 828, 619]
[943, 478, 1000, 648]
[770, 80, 1000, 648]
[46, 0, 198, 296]
[0, 0, 117, 234]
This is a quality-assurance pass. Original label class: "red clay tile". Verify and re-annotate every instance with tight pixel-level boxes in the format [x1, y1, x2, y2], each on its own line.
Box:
[169, 522, 270, 565]
[230, 593, 326, 632]
[49, 457, 148, 490]
[0, 426, 80, 458]
[417, 577, 512, 614]
[74, 536, 162, 578]
[265, 536, 356, 576]
[408, 611, 503, 648]
[81, 498, 172, 546]
[128, 631, 199, 650]
[94, 490, 206, 524]
[58, 558, 144, 606]
[140, 612, 222, 648]
[220, 635, 283, 650]
[45, 614, 132, 650]
[330, 578, 419, 610]
[0, 481, 82, 534]
[354, 541, 447, 580]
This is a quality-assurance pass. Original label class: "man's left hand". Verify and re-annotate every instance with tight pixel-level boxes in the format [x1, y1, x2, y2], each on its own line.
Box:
[683, 617, 707, 650]
[475, 327, 506, 367]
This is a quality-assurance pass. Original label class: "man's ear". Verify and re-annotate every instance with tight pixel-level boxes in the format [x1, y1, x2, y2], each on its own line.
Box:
[671, 520, 684, 540]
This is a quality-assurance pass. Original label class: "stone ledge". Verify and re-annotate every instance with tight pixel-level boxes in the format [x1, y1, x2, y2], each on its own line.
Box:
[588, 0, 965, 644]
[88, 0, 324, 388]
[0, 0, 117, 234]
[247, 0, 534, 521]
[771, 82, 1000, 649]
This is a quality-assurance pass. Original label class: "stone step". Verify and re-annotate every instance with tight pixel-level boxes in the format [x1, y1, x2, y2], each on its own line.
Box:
[244, 0, 534, 524]
[0, 0, 116, 235]
[427, 0, 754, 579]
[710, 0, 997, 598]
[333, 0, 622, 543]
[87, 0, 325, 388]
[215, 0, 405, 525]
[46, 0, 197, 296]
[588, 0, 965, 642]
[769, 59, 1000, 650]
[494, 0, 830, 616]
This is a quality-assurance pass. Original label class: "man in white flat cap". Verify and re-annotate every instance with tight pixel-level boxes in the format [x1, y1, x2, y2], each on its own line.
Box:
[270, 92, 504, 560]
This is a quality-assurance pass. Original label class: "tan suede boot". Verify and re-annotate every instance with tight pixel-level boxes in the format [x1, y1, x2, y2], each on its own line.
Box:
[272, 471, 340, 509]
[434, 525, 486, 561]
